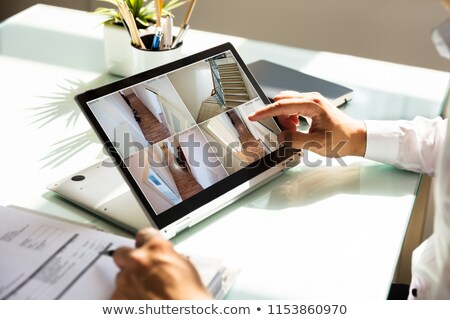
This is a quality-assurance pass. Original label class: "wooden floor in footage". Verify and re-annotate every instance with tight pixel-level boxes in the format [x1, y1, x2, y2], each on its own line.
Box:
[228, 110, 265, 163]
[161, 145, 203, 200]
[126, 93, 171, 144]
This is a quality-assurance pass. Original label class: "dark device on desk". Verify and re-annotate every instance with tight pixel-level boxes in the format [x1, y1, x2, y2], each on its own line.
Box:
[247, 60, 353, 107]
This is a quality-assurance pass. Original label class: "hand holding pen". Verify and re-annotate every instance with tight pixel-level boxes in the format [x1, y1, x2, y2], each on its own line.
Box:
[109, 228, 212, 300]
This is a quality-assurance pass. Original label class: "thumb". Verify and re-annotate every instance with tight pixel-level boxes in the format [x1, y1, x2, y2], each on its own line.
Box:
[279, 131, 323, 150]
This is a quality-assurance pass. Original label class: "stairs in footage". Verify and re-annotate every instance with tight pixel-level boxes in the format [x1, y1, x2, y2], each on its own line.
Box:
[197, 97, 227, 123]
[216, 62, 250, 107]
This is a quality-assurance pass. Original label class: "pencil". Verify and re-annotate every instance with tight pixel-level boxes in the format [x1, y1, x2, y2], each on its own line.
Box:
[171, 0, 197, 48]
[155, 0, 163, 28]
[117, 0, 146, 49]
[181, 0, 197, 27]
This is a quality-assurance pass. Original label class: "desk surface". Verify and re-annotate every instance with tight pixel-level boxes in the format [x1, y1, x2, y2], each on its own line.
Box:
[1, 4, 449, 299]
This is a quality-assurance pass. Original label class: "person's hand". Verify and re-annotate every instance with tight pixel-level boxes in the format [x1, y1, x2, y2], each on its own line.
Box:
[248, 91, 366, 157]
[111, 228, 212, 300]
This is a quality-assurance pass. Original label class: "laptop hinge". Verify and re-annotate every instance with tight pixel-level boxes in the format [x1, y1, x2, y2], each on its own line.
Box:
[175, 216, 191, 233]
[161, 216, 191, 239]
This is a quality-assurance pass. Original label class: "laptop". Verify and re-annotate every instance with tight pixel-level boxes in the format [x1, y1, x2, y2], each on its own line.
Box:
[49, 43, 302, 238]
[247, 60, 353, 107]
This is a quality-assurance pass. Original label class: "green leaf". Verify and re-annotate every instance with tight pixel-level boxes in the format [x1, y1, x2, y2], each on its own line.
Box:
[136, 0, 144, 11]
[163, 0, 188, 12]
[93, 0, 188, 26]
[128, 0, 144, 17]
[94, 7, 119, 18]
[164, 0, 185, 7]
[139, 7, 151, 17]
[143, 1, 156, 11]
[94, 8, 114, 14]
[136, 16, 149, 27]
[143, 13, 156, 21]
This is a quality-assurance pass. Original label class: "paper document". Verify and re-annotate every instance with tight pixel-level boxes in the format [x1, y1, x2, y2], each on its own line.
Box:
[0, 206, 236, 300]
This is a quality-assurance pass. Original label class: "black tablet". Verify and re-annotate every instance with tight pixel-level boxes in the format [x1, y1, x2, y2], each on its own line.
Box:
[76, 42, 302, 238]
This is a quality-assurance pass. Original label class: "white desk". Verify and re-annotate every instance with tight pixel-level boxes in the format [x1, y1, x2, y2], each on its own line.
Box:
[1, 4, 449, 299]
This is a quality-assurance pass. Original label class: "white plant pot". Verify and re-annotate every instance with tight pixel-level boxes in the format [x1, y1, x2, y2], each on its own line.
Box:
[103, 23, 185, 77]
[131, 34, 184, 74]
[103, 23, 146, 77]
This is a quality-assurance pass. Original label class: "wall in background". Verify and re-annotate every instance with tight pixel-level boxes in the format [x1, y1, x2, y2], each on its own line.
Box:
[171, 0, 450, 71]
[1, 0, 449, 71]
[0, 0, 92, 20]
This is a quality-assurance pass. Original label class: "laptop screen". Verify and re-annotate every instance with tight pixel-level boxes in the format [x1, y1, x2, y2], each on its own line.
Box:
[77, 43, 296, 230]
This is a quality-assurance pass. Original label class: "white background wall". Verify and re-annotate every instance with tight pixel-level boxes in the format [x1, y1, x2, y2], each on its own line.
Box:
[2, 1, 449, 71]
[133, 85, 163, 122]
[127, 149, 174, 213]
[172, 0, 450, 71]
[0, 0, 94, 18]
[91, 93, 142, 144]
[145, 77, 196, 131]
[168, 61, 214, 118]
[150, 144, 181, 201]
[179, 127, 228, 189]
[90, 93, 148, 157]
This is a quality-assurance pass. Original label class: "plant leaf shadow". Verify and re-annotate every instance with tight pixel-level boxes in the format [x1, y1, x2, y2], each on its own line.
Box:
[28, 78, 86, 129]
[26, 74, 117, 168]
[40, 130, 100, 169]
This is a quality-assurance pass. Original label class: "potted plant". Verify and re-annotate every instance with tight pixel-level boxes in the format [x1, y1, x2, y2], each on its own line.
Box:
[95, 0, 188, 29]
[94, 0, 188, 77]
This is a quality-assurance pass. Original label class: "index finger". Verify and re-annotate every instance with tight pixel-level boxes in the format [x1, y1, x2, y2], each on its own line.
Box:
[248, 98, 321, 121]
[273, 91, 306, 101]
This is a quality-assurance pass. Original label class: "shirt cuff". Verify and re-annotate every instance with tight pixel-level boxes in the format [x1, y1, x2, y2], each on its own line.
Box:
[364, 120, 402, 165]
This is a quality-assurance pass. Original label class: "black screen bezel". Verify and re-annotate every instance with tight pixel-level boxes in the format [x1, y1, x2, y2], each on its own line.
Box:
[76, 42, 294, 230]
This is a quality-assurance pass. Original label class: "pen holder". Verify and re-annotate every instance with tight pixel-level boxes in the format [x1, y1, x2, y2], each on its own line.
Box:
[132, 34, 183, 74]
[103, 22, 136, 77]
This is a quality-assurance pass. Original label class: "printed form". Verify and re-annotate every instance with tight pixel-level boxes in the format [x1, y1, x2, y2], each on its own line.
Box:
[0, 206, 237, 300]
[0, 206, 133, 300]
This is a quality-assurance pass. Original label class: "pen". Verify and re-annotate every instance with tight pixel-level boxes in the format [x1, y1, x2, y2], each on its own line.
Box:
[152, 27, 163, 50]
[171, 24, 189, 48]
[162, 15, 173, 49]
[171, 0, 197, 48]
[102, 249, 115, 257]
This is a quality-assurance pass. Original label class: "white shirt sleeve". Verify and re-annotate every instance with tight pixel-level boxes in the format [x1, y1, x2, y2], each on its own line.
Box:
[364, 117, 447, 176]
[364, 116, 450, 299]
